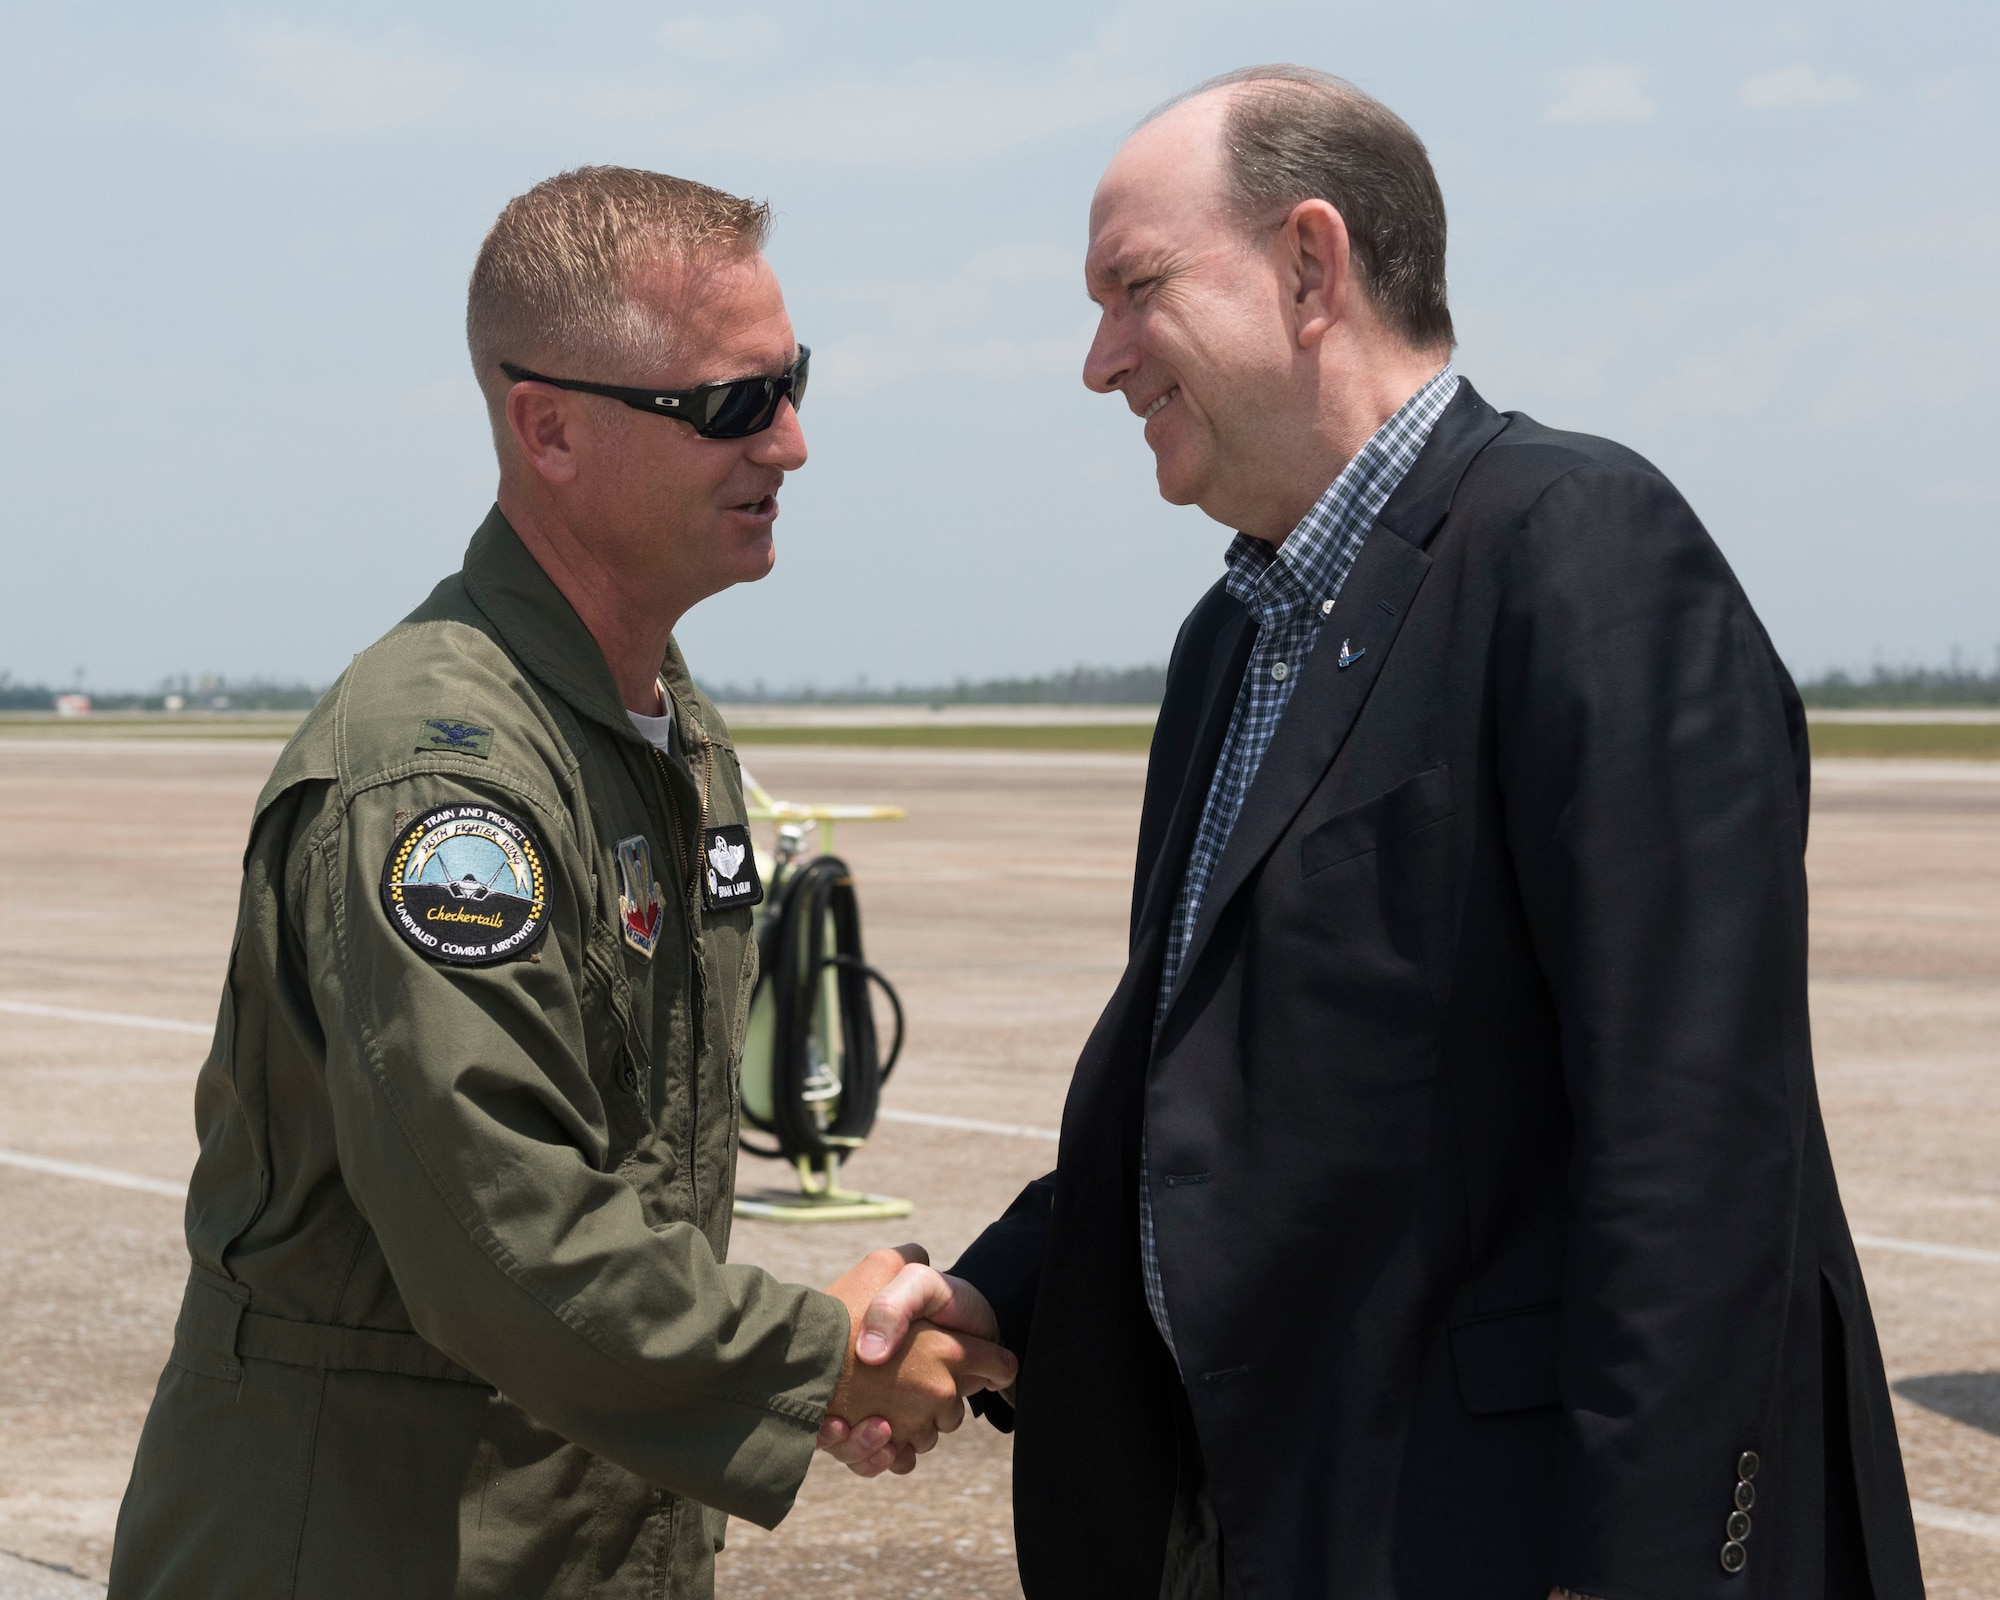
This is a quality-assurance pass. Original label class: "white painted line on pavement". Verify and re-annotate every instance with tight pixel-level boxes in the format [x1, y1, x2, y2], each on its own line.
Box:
[1912, 1499, 2000, 1541]
[0, 999, 210, 1037]
[876, 1107, 1061, 1142]
[0, 1147, 187, 1200]
[0, 1545, 107, 1598]
[1854, 1233, 2000, 1267]
[8, 1006, 1997, 1274]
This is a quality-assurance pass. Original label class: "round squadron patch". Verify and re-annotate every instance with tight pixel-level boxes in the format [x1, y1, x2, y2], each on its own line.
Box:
[380, 803, 549, 966]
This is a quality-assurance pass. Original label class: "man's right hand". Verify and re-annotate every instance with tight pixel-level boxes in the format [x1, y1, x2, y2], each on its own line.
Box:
[820, 1249, 1016, 1478]
[818, 1253, 1013, 1477]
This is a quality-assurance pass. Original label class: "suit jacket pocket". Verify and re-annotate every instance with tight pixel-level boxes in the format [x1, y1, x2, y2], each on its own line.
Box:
[1449, 1302, 1560, 1415]
[1301, 764, 1454, 876]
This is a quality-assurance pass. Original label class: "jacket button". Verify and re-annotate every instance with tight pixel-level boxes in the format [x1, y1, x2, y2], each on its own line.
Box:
[1733, 1480, 1755, 1512]
[1727, 1510, 1752, 1542]
[1720, 1540, 1748, 1574]
[1738, 1450, 1760, 1480]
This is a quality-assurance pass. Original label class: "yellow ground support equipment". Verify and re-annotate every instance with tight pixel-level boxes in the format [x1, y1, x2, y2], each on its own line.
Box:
[733, 774, 913, 1222]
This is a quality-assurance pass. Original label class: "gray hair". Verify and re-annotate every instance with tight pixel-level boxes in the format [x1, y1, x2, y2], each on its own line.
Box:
[466, 166, 771, 395]
[1148, 66, 1454, 351]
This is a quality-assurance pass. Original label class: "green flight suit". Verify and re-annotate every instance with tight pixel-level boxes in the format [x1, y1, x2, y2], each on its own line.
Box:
[108, 509, 850, 1599]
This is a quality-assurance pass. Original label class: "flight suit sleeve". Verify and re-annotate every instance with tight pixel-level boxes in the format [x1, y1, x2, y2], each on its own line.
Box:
[302, 766, 850, 1529]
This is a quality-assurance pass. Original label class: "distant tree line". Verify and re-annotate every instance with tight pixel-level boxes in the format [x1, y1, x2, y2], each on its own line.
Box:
[700, 663, 1172, 706]
[1796, 663, 2000, 708]
[6, 659, 1996, 713]
[0, 674, 327, 712]
[707, 659, 2000, 709]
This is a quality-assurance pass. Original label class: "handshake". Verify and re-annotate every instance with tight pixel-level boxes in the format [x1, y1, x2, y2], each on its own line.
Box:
[815, 1245, 1016, 1477]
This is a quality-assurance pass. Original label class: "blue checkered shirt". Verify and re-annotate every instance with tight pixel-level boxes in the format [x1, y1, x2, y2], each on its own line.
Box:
[1139, 364, 1460, 1362]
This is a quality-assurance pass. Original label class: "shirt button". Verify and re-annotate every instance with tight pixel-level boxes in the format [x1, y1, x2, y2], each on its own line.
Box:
[1271, 662, 1289, 681]
[1320, 599, 1335, 615]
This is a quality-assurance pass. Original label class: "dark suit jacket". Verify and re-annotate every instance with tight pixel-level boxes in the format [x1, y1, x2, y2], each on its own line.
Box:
[953, 383, 1924, 1600]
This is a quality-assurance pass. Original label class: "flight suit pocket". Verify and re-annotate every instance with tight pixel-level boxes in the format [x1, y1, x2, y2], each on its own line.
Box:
[579, 921, 626, 1067]
[1449, 1302, 1561, 1415]
[1301, 764, 1454, 876]
[581, 918, 651, 1150]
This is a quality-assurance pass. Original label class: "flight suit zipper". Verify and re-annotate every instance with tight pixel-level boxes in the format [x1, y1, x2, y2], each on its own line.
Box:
[651, 721, 713, 1217]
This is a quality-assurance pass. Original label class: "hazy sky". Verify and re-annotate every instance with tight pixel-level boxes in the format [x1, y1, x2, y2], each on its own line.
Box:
[2, 1, 1994, 692]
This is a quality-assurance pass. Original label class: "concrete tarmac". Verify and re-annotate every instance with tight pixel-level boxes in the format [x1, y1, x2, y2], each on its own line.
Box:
[0, 741, 1994, 1596]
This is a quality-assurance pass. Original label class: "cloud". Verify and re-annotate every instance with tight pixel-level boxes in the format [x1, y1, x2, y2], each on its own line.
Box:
[568, 31, 1166, 170]
[0, 20, 471, 138]
[1542, 63, 1657, 126]
[655, 16, 785, 64]
[1738, 64, 1866, 112]
[808, 243, 1095, 395]
[235, 23, 465, 135]
[0, 8, 1178, 171]
[1841, 207, 2000, 269]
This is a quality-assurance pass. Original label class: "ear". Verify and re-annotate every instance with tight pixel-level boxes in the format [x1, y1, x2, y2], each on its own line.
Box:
[1281, 199, 1352, 351]
[505, 382, 582, 485]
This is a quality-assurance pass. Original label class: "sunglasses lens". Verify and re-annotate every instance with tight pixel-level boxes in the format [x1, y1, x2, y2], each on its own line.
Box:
[699, 379, 779, 438]
[789, 348, 809, 414]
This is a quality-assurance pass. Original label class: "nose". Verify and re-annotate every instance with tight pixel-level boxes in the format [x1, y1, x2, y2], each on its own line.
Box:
[750, 396, 807, 471]
[1082, 306, 1132, 396]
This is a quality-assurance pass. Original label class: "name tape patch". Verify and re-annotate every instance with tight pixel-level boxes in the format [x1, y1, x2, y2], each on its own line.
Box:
[381, 803, 549, 966]
[701, 824, 763, 911]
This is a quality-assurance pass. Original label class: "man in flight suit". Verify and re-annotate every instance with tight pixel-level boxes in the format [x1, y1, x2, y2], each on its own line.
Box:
[107, 167, 1013, 1600]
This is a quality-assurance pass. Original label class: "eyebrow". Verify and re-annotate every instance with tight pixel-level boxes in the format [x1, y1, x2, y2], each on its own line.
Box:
[1086, 250, 1148, 300]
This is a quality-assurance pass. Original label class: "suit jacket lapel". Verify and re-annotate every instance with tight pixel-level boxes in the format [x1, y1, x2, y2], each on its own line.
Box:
[1131, 604, 1255, 954]
[1158, 382, 1510, 1029]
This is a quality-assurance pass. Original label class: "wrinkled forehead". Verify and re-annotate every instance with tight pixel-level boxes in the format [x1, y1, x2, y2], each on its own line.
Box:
[1087, 95, 1235, 269]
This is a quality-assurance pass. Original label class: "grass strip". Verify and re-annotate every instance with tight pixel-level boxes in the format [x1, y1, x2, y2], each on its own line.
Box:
[3, 718, 1991, 759]
[740, 721, 2000, 759]
[1807, 723, 2000, 761]
[732, 723, 1156, 751]
[0, 719, 301, 740]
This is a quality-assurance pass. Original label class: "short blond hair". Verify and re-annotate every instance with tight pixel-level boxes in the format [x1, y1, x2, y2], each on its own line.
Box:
[466, 166, 770, 393]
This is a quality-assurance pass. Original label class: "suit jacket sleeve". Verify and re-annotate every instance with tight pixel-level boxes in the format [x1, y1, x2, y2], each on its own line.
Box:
[1495, 462, 1810, 1594]
[951, 1173, 1055, 1432]
[950, 580, 1236, 1432]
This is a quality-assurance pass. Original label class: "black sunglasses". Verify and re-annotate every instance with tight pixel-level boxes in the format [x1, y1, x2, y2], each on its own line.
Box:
[499, 347, 809, 439]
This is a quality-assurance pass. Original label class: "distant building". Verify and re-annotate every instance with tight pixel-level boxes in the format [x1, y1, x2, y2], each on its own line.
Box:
[54, 694, 91, 718]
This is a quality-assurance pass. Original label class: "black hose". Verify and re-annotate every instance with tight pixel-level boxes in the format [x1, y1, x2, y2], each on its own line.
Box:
[741, 854, 904, 1163]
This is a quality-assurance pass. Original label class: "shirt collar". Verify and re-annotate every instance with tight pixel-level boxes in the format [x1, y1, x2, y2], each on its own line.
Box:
[458, 505, 696, 744]
[1223, 362, 1460, 624]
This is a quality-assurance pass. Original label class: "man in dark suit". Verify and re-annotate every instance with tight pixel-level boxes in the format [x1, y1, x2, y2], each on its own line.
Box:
[820, 65, 1924, 1600]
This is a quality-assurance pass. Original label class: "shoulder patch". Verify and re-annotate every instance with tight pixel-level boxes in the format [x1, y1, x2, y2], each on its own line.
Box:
[702, 824, 763, 910]
[416, 719, 493, 759]
[380, 803, 549, 965]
